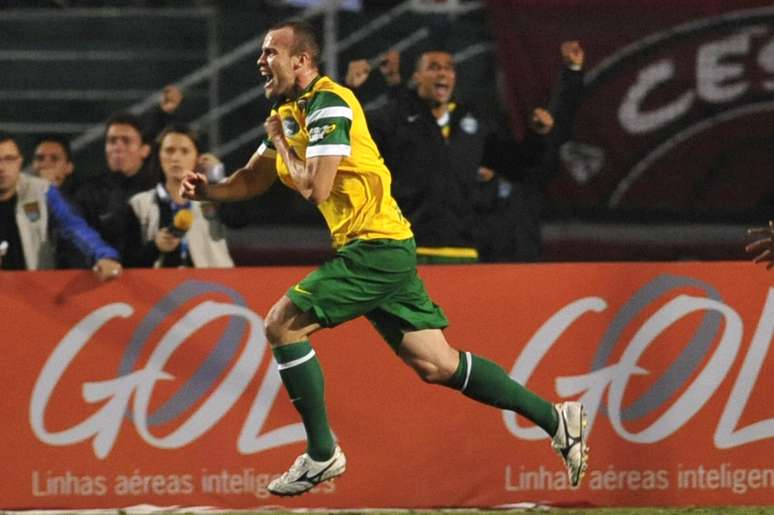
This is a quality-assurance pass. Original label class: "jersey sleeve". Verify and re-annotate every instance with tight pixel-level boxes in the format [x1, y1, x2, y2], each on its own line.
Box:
[304, 90, 353, 158]
[257, 138, 276, 158]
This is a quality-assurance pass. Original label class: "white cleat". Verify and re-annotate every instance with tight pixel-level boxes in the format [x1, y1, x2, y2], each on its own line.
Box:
[551, 401, 589, 487]
[267, 446, 347, 497]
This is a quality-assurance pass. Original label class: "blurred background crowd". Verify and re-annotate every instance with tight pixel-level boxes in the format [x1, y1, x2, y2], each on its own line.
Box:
[1, 0, 772, 271]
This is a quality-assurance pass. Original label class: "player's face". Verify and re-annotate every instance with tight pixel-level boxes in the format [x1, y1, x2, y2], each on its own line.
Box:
[105, 123, 149, 176]
[413, 52, 456, 105]
[258, 28, 298, 100]
[159, 132, 198, 183]
[33, 141, 73, 187]
[0, 139, 22, 199]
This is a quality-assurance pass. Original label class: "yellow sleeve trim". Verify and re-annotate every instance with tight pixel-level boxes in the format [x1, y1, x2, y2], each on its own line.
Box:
[416, 246, 479, 259]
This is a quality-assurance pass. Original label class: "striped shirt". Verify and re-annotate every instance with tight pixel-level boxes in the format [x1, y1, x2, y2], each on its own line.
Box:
[259, 75, 412, 248]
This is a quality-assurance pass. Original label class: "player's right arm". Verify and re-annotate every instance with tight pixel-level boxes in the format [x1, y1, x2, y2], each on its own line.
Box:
[181, 148, 276, 202]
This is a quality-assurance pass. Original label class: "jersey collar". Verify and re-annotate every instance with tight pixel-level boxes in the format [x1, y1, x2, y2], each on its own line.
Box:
[278, 74, 325, 106]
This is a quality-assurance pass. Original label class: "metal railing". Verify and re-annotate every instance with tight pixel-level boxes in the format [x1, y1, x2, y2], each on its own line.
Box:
[0, 7, 218, 138]
[2, 1, 490, 163]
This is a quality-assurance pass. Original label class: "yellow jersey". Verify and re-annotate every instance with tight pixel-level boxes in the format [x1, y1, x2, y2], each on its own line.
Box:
[258, 75, 412, 248]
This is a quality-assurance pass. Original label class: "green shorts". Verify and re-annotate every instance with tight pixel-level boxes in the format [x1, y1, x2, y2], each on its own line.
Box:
[286, 238, 449, 352]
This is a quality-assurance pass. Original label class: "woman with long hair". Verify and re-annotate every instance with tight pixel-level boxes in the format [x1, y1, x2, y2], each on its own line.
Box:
[125, 125, 234, 268]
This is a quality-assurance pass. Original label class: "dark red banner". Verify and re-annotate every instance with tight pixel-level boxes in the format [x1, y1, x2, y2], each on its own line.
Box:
[487, 0, 774, 214]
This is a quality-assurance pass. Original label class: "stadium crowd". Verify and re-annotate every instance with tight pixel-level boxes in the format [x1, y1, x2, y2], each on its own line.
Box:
[1, 13, 771, 274]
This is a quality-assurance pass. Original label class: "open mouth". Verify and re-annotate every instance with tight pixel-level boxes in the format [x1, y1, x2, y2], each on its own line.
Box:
[434, 83, 450, 96]
[261, 69, 274, 89]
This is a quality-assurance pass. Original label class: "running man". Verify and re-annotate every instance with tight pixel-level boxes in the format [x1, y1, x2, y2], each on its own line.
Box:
[181, 20, 589, 497]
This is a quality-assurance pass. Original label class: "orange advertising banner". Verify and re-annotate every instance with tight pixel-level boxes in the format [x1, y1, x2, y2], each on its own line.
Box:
[1, 262, 773, 509]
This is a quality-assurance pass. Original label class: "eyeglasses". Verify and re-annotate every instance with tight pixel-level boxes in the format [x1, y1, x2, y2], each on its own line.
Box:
[0, 155, 21, 164]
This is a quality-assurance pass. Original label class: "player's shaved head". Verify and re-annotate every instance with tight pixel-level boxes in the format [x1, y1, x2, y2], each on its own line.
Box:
[268, 20, 321, 67]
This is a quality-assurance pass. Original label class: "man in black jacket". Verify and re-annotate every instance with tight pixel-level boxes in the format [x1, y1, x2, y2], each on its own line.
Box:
[348, 50, 488, 264]
[64, 111, 158, 267]
[347, 43, 585, 263]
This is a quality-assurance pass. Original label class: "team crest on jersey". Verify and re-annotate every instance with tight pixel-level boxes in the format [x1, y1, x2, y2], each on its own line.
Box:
[459, 114, 478, 135]
[309, 124, 337, 143]
[282, 117, 300, 137]
[23, 201, 41, 222]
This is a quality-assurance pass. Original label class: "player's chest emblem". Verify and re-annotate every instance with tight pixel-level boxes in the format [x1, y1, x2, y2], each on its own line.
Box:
[282, 117, 300, 137]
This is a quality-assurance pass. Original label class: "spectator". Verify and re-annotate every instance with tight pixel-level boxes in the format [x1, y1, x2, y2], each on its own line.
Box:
[65, 86, 185, 267]
[66, 111, 157, 267]
[346, 50, 489, 264]
[474, 41, 586, 263]
[145, 85, 185, 138]
[31, 134, 75, 192]
[31, 134, 89, 268]
[0, 131, 121, 279]
[347, 42, 586, 264]
[124, 125, 234, 268]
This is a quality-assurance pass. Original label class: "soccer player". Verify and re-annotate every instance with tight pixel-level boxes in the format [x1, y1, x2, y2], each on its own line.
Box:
[181, 20, 588, 497]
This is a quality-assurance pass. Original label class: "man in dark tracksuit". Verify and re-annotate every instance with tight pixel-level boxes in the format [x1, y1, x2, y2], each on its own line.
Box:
[352, 51, 488, 264]
[64, 111, 159, 268]
[349, 43, 585, 264]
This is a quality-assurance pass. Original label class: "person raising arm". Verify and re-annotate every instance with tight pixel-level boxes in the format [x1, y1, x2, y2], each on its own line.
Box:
[182, 20, 588, 498]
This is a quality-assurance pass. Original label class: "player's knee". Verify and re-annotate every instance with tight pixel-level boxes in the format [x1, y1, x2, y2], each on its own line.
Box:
[264, 323, 282, 347]
[410, 360, 455, 385]
[264, 310, 286, 346]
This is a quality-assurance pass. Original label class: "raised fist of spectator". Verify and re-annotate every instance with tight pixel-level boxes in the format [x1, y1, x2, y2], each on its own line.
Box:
[477, 166, 496, 183]
[345, 59, 371, 89]
[379, 50, 401, 86]
[529, 107, 555, 135]
[160, 85, 184, 114]
[346, 51, 401, 89]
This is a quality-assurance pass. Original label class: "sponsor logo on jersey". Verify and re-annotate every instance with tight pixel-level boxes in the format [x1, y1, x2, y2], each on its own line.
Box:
[309, 124, 337, 143]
